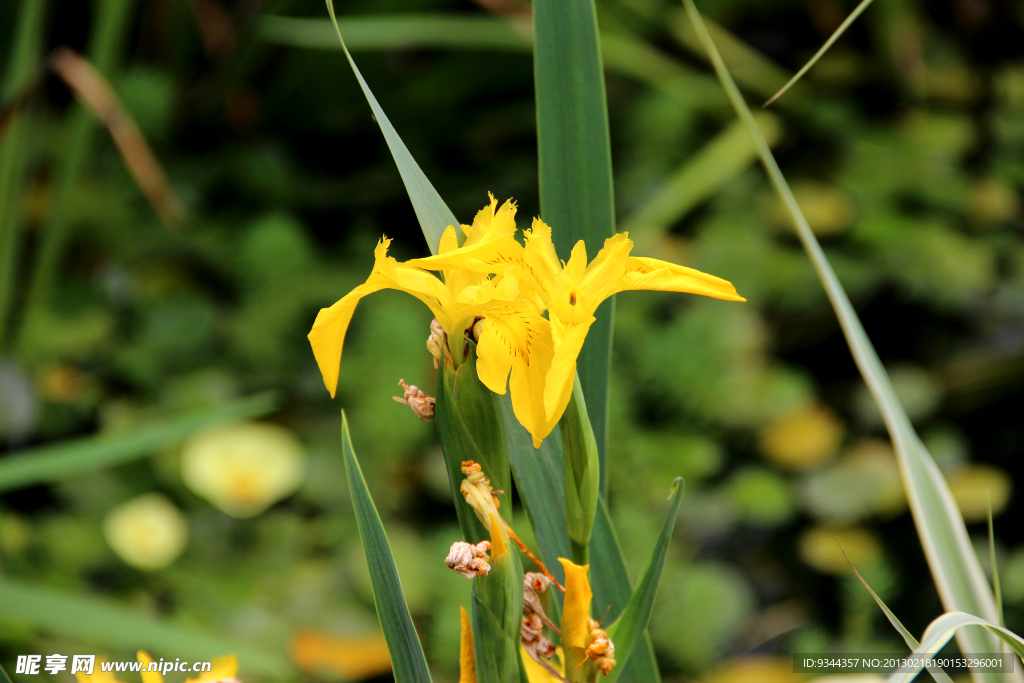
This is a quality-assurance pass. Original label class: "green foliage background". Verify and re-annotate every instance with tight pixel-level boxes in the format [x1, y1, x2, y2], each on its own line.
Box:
[2, 0, 1024, 680]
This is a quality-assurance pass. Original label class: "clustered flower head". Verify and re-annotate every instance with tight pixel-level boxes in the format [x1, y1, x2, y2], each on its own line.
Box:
[308, 194, 743, 447]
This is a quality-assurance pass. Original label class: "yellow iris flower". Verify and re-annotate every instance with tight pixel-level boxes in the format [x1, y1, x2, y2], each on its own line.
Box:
[308, 195, 557, 445]
[308, 194, 744, 447]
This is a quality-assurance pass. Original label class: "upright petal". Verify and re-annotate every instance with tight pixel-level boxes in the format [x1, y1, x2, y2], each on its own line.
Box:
[523, 218, 562, 286]
[439, 224, 460, 254]
[617, 256, 746, 301]
[464, 193, 518, 247]
[557, 559, 592, 650]
[459, 606, 477, 683]
[579, 233, 633, 304]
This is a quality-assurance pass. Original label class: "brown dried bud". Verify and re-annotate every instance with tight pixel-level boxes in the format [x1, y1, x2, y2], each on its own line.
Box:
[584, 618, 616, 676]
[426, 319, 445, 370]
[392, 379, 435, 421]
[523, 572, 559, 634]
[444, 540, 491, 579]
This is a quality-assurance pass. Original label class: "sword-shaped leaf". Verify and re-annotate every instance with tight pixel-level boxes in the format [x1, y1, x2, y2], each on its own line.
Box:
[341, 411, 432, 683]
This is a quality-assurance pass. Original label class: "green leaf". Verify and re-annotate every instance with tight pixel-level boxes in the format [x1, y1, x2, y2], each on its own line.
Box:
[21, 0, 134, 334]
[885, 612, 1024, 683]
[534, 0, 616, 494]
[589, 498, 663, 683]
[559, 377, 600, 561]
[0, 662, 11, 683]
[841, 546, 955, 683]
[763, 0, 876, 107]
[262, 14, 531, 52]
[341, 411, 433, 683]
[988, 499, 1004, 626]
[0, 392, 277, 492]
[681, 0, 1007, 674]
[261, 14, 721, 107]
[0, 577, 293, 678]
[501, 393, 571, 587]
[472, 535, 525, 683]
[0, 0, 46, 349]
[620, 114, 782, 245]
[605, 478, 683, 683]
[323, 1, 459, 255]
[435, 341, 510, 543]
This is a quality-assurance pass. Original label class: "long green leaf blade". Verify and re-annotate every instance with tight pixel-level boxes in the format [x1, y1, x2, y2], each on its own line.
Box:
[590, 498, 662, 683]
[534, 0, 616, 494]
[884, 612, 1024, 683]
[841, 546, 955, 683]
[21, 0, 134, 334]
[262, 14, 721, 106]
[341, 411, 432, 683]
[605, 478, 683, 683]
[501, 393, 571, 586]
[0, 578, 292, 678]
[262, 14, 530, 52]
[763, 0, 876, 107]
[681, 2, 1008, 677]
[0, 0, 46, 349]
[323, 1, 458, 254]
[0, 392, 277, 492]
[621, 114, 782, 244]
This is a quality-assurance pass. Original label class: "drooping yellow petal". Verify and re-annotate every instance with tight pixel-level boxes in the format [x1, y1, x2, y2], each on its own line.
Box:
[520, 645, 565, 682]
[543, 319, 592, 422]
[184, 655, 237, 683]
[459, 606, 477, 683]
[474, 297, 546, 396]
[136, 651, 162, 683]
[558, 559, 592, 650]
[489, 512, 507, 560]
[616, 256, 746, 301]
[308, 237, 448, 397]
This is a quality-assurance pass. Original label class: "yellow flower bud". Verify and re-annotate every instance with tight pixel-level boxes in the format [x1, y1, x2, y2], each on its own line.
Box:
[103, 493, 188, 570]
[181, 421, 306, 518]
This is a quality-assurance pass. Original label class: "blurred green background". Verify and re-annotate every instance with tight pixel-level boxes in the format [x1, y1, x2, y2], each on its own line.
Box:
[2, 0, 1024, 681]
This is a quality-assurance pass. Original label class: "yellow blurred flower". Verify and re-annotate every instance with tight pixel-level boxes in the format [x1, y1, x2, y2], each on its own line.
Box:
[290, 631, 391, 680]
[945, 464, 1012, 522]
[181, 421, 306, 518]
[798, 526, 882, 576]
[103, 493, 188, 570]
[76, 661, 125, 683]
[137, 651, 237, 683]
[703, 656, 800, 683]
[760, 404, 843, 471]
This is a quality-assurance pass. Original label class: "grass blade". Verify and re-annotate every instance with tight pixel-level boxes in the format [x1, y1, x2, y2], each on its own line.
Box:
[681, 2, 1010, 677]
[533, 0, 616, 497]
[670, 10, 803, 106]
[589, 498, 662, 683]
[841, 544, 955, 683]
[323, 2, 459, 255]
[621, 114, 782, 246]
[262, 14, 530, 52]
[763, 0, 876, 107]
[341, 411, 432, 683]
[262, 14, 721, 106]
[884, 612, 1024, 683]
[0, 577, 293, 678]
[21, 0, 135, 334]
[0, 392, 277, 492]
[987, 499, 1003, 626]
[605, 478, 683, 683]
[501, 392, 571, 586]
[0, 0, 46, 350]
